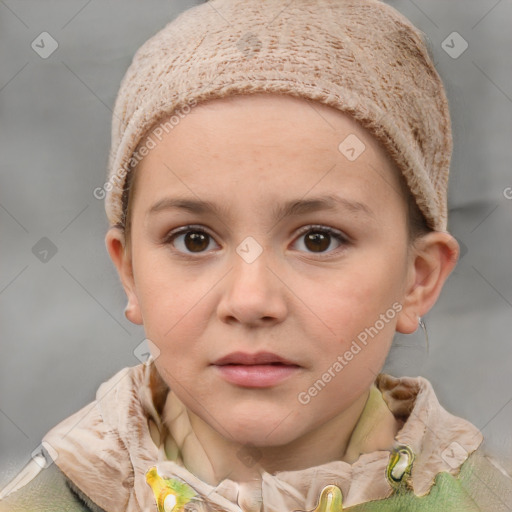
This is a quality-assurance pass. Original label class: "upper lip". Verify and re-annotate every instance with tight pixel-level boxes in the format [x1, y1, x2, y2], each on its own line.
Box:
[212, 351, 299, 366]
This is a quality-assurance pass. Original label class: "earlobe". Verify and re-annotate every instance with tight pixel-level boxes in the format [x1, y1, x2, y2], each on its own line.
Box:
[105, 227, 143, 325]
[396, 232, 459, 335]
[124, 301, 143, 325]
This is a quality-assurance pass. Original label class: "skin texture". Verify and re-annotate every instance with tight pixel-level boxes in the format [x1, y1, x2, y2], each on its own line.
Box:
[105, 93, 459, 483]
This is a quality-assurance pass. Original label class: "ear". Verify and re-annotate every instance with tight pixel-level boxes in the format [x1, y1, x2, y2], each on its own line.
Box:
[105, 227, 143, 325]
[396, 231, 459, 334]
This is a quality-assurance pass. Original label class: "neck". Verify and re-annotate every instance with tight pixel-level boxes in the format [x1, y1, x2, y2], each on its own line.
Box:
[184, 388, 372, 484]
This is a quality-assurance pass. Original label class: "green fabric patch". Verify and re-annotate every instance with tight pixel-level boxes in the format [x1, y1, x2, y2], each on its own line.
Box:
[345, 471, 481, 511]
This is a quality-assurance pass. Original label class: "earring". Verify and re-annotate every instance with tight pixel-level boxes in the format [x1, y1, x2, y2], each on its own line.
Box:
[418, 317, 429, 354]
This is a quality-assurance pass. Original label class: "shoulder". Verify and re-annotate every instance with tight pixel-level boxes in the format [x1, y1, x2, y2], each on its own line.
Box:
[0, 459, 105, 512]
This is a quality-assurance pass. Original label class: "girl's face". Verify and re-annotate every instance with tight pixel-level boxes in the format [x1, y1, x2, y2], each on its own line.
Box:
[112, 93, 415, 448]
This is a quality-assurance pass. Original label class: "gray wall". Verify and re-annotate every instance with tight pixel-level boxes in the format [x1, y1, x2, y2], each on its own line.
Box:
[1, 0, 511, 487]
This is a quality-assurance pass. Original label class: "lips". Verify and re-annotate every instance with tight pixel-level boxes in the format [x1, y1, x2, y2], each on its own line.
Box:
[212, 351, 299, 366]
[212, 351, 301, 388]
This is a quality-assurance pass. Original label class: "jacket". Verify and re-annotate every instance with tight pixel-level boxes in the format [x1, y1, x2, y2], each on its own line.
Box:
[1, 358, 511, 511]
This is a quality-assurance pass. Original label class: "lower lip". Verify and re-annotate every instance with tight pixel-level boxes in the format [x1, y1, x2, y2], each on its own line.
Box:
[214, 364, 300, 388]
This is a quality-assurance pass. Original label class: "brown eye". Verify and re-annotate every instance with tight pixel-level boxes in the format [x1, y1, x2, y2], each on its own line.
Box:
[293, 226, 347, 255]
[184, 231, 209, 252]
[165, 226, 218, 254]
[304, 231, 330, 252]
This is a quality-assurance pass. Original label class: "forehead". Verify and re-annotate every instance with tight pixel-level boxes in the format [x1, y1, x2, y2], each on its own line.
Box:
[131, 93, 404, 217]
[182, 93, 370, 153]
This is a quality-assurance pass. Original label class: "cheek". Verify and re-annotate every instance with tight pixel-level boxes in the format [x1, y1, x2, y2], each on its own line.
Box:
[292, 253, 407, 383]
[299, 252, 406, 330]
[133, 251, 211, 349]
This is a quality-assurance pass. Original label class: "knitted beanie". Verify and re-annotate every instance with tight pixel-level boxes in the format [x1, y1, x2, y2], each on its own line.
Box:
[104, 0, 452, 232]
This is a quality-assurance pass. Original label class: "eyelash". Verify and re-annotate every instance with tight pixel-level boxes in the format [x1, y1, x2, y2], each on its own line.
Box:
[163, 224, 350, 258]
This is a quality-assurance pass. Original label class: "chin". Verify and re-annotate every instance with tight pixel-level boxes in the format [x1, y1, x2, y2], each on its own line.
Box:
[221, 406, 303, 448]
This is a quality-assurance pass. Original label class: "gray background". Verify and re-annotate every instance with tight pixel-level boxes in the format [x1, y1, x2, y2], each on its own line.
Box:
[1, 0, 511, 488]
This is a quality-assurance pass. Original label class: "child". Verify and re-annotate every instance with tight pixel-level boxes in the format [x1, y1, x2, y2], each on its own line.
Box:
[1, 0, 511, 510]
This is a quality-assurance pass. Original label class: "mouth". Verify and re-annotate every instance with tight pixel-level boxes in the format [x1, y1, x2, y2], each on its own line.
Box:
[212, 351, 299, 366]
[211, 351, 301, 388]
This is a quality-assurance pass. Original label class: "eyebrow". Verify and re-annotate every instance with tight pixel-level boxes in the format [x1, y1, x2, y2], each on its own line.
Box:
[146, 194, 375, 221]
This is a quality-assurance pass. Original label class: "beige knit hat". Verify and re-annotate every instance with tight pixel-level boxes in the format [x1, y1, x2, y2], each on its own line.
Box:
[104, 0, 452, 232]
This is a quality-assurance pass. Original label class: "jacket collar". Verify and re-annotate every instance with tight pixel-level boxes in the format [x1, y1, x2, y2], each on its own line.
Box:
[42, 359, 483, 512]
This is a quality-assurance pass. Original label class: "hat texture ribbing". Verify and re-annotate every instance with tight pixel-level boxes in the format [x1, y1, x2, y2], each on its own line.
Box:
[105, 0, 452, 231]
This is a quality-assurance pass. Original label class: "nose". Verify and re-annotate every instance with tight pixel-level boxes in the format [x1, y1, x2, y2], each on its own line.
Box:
[216, 244, 288, 328]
